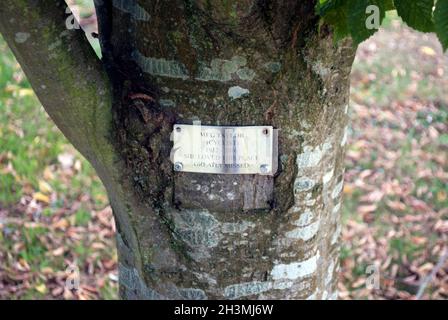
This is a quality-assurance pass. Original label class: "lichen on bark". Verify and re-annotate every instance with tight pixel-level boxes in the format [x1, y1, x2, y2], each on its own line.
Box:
[97, 0, 357, 300]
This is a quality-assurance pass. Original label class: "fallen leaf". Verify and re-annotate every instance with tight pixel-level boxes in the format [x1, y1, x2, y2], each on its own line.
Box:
[18, 88, 34, 97]
[434, 220, 448, 233]
[38, 180, 53, 194]
[35, 284, 47, 294]
[41, 267, 54, 274]
[52, 247, 65, 256]
[51, 219, 69, 230]
[43, 166, 55, 180]
[386, 200, 406, 212]
[51, 287, 64, 297]
[420, 46, 436, 56]
[33, 192, 50, 204]
[437, 191, 447, 202]
[358, 204, 378, 214]
[344, 184, 355, 195]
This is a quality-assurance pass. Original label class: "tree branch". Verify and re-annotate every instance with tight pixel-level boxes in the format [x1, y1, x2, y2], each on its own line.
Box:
[0, 0, 113, 166]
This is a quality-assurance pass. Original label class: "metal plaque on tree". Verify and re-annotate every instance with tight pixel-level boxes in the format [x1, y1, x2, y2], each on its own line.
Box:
[172, 124, 278, 176]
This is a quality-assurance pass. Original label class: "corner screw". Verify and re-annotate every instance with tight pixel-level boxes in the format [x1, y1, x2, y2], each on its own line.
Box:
[176, 127, 182, 132]
[260, 164, 269, 174]
[262, 128, 269, 136]
[174, 162, 183, 172]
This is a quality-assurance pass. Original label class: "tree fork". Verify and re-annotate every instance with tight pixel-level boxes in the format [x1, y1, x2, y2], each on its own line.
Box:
[1, 0, 356, 299]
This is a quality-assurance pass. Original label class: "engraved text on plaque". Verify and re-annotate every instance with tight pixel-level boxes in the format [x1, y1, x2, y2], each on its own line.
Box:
[172, 125, 278, 175]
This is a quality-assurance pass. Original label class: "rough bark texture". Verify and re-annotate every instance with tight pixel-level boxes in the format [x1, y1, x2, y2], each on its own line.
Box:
[100, 0, 356, 300]
[1, 0, 356, 300]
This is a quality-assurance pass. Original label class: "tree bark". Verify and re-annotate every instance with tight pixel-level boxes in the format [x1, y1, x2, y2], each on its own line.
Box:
[1, 0, 356, 299]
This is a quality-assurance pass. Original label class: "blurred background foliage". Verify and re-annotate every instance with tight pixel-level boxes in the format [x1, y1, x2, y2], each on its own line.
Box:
[0, 2, 447, 299]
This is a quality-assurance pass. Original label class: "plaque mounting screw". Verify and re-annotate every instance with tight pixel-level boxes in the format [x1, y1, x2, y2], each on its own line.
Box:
[262, 128, 269, 136]
[176, 127, 182, 132]
[260, 164, 270, 174]
[174, 162, 183, 172]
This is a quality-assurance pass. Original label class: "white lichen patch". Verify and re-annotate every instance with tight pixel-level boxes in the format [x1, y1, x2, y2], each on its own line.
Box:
[325, 260, 335, 286]
[293, 177, 316, 193]
[300, 119, 312, 130]
[341, 126, 349, 147]
[270, 253, 319, 280]
[332, 202, 341, 220]
[331, 225, 341, 245]
[272, 280, 294, 290]
[170, 210, 259, 251]
[119, 263, 164, 299]
[305, 199, 316, 206]
[304, 56, 331, 80]
[132, 50, 189, 79]
[263, 61, 282, 73]
[178, 288, 208, 300]
[228, 86, 249, 100]
[305, 292, 317, 300]
[285, 128, 301, 140]
[195, 56, 255, 82]
[331, 180, 344, 199]
[224, 281, 272, 299]
[329, 291, 338, 300]
[207, 194, 218, 201]
[293, 209, 315, 227]
[285, 220, 320, 242]
[193, 272, 218, 286]
[323, 169, 334, 185]
[236, 68, 256, 81]
[171, 210, 220, 248]
[297, 142, 332, 169]
[221, 221, 255, 234]
[14, 32, 30, 43]
[226, 191, 236, 200]
[112, 0, 150, 21]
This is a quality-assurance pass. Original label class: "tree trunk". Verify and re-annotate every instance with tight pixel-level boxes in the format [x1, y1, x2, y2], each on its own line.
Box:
[1, 0, 356, 300]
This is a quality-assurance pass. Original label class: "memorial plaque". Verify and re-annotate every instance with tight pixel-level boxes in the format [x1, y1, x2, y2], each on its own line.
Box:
[172, 125, 278, 176]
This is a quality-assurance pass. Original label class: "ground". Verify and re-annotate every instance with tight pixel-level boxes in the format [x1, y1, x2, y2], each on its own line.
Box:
[0, 5, 447, 300]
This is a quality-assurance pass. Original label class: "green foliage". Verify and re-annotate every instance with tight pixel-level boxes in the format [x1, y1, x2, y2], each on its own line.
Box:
[347, 0, 387, 44]
[435, 0, 448, 50]
[317, 0, 448, 51]
[395, 0, 434, 32]
[318, 0, 350, 41]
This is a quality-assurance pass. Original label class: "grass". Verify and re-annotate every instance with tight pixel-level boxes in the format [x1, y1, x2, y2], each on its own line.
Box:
[342, 14, 448, 299]
[0, 32, 117, 299]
